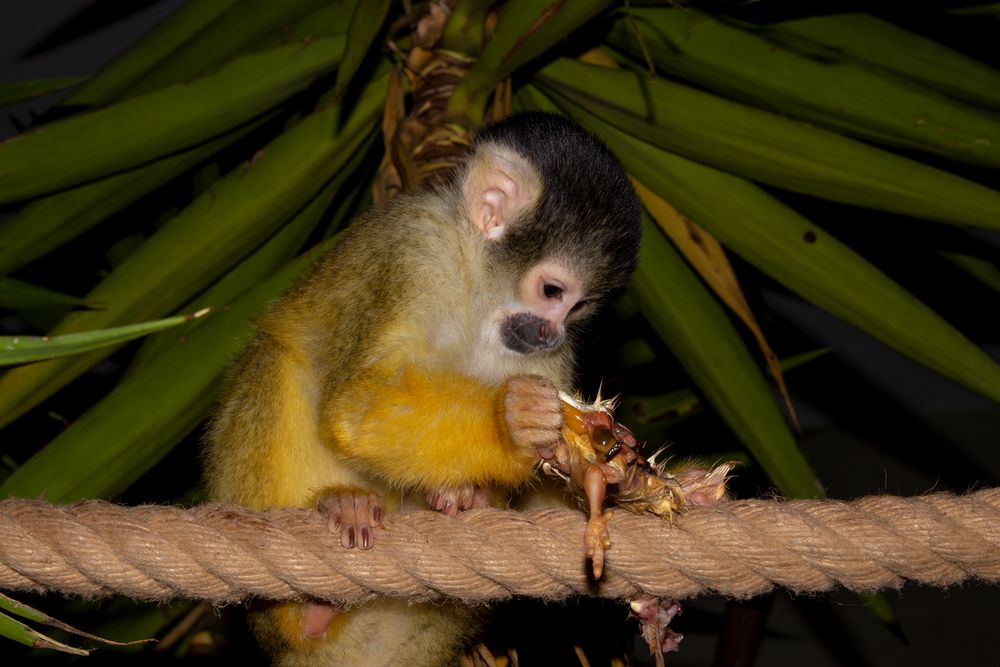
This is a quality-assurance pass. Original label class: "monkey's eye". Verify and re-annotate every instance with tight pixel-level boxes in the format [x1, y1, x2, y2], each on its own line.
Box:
[543, 283, 563, 299]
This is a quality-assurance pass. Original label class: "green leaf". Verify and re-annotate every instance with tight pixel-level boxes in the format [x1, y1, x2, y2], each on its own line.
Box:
[0, 243, 332, 502]
[0, 115, 269, 275]
[0, 71, 387, 429]
[619, 347, 830, 431]
[333, 0, 391, 97]
[64, 0, 237, 106]
[0, 310, 209, 367]
[941, 252, 1000, 296]
[0, 592, 149, 651]
[122, 0, 337, 98]
[0, 610, 88, 655]
[448, 0, 613, 120]
[0, 277, 87, 310]
[631, 214, 822, 499]
[608, 9, 1000, 166]
[127, 134, 374, 374]
[772, 13, 1000, 110]
[551, 101, 1000, 407]
[617, 388, 700, 431]
[0, 77, 86, 107]
[944, 2, 1000, 15]
[536, 59, 1000, 231]
[288, 0, 357, 42]
[0, 37, 347, 204]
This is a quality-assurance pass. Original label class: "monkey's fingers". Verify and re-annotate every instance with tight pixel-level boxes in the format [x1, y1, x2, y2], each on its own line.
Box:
[425, 485, 491, 516]
[504, 376, 566, 473]
[504, 376, 561, 418]
[317, 490, 383, 550]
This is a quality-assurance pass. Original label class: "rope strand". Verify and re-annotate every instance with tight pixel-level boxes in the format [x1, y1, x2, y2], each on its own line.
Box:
[2, 490, 999, 604]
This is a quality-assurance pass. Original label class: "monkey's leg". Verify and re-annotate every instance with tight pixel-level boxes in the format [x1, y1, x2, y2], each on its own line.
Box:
[299, 602, 342, 642]
[293, 487, 384, 642]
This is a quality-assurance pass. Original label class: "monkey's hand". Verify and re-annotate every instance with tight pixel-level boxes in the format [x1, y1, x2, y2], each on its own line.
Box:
[317, 488, 383, 550]
[503, 375, 568, 472]
[425, 485, 491, 517]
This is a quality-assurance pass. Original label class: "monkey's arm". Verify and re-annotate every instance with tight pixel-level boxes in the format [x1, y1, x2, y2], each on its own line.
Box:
[322, 363, 556, 490]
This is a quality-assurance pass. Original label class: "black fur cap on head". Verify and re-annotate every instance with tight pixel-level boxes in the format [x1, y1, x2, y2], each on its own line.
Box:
[472, 112, 642, 298]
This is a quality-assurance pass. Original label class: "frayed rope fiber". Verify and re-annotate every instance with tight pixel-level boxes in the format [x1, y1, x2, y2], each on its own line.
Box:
[2, 489, 999, 604]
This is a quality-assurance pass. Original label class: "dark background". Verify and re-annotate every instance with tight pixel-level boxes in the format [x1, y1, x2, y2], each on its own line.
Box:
[2, 2, 999, 665]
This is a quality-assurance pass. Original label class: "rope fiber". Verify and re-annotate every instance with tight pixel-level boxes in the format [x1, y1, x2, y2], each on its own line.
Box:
[2, 489, 999, 604]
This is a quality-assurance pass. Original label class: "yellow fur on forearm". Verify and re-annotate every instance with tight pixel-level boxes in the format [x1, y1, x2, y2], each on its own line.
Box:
[322, 364, 536, 490]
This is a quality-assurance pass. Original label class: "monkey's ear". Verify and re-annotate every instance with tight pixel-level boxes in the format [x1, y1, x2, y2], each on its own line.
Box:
[462, 146, 539, 240]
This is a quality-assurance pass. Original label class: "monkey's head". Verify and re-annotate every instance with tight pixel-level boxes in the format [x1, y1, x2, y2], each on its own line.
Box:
[459, 112, 642, 356]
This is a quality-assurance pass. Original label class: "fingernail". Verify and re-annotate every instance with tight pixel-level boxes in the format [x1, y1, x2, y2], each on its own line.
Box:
[361, 528, 372, 549]
[373, 508, 382, 523]
[346, 526, 355, 548]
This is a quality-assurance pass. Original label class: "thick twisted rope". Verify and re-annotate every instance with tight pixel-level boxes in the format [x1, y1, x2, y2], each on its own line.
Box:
[2, 489, 999, 604]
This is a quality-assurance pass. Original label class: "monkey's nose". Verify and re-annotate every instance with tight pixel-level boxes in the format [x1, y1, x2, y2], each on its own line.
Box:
[501, 313, 563, 354]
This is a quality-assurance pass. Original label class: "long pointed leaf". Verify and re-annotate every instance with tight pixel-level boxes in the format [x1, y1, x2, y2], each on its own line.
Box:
[0, 592, 149, 649]
[0, 311, 209, 367]
[0, 37, 346, 204]
[127, 135, 373, 374]
[0, 73, 386, 428]
[0, 242, 331, 502]
[0, 115, 269, 275]
[633, 179, 799, 430]
[0, 77, 86, 107]
[64, 0, 237, 106]
[333, 0, 391, 98]
[0, 611, 88, 655]
[536, 59, 1000, 231]
[122, 0, 335, 98]
[0, 277, 87, 310]
[448, 0, 612, 120]
[549, 99, 1000, 406]
[608, 9, 1000, 166]
[772, 13, 1000, 110]
[632, 214, 821, 499]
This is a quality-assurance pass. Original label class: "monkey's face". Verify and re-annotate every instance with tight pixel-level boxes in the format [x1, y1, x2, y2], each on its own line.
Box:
[498, 261, 590, 355]
[464, 114, 641, 358]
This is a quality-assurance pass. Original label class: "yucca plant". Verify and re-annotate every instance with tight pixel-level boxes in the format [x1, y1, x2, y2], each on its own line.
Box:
[1, 1, 999, 662]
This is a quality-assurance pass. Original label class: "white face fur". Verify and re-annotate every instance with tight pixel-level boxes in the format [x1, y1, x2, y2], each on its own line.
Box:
[459, 141, 592, 383]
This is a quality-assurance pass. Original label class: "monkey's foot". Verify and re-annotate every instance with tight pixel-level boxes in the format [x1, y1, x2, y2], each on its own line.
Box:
[317, 489, 383, 549]
[630, 597, 683, 667]
[504, 375, 568, 471]
[301, 602, 342, 641]
[425, 485, 490, 517]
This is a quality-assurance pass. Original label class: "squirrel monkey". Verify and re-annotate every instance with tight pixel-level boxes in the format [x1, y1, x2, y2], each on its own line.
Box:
[204, 112, 642, 665]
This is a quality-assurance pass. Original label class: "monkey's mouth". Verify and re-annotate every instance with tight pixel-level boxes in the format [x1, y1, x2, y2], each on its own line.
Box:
[501, 313, 563, 354]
